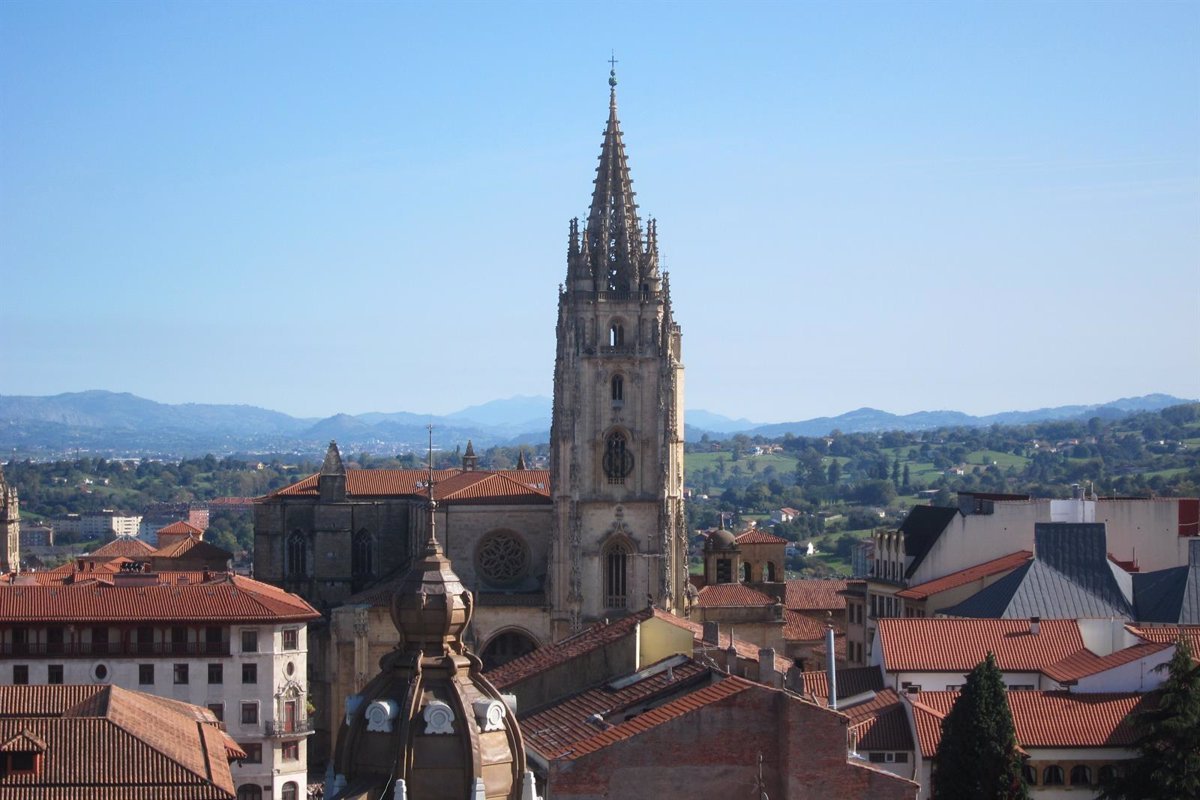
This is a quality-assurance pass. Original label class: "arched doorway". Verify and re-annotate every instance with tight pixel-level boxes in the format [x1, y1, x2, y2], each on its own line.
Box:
[481, 630, 538, 671]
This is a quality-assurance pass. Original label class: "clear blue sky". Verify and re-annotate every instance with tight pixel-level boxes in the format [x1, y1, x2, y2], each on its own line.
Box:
[2, 1, 1197, 423]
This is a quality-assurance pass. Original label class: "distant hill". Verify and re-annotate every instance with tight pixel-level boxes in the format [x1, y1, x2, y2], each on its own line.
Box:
[1, 390, 1193, 459]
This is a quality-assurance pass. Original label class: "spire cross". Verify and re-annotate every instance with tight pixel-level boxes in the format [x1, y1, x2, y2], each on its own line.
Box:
[608, 52, 618, 72]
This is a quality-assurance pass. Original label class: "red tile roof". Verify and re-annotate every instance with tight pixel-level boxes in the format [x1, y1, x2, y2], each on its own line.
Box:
[557, 676, 756, 759]
[895, 551, 1033, 600]
[0, 684, 236, 798]
[656, 611, 764, 664]
[844, 688, 914, 752]
[268, 468, 552, 504]
[90, 538, 157, 558]
[156, 521, 204, 537]
[783, 609, 832, 641]
[785, 579, 848, 610]
[909, 690, 1151, 757]
[0, 573, 319, 624]
[1042, 642, 1171, 683]
[798, 666, 885, 703]
[876, 618, 1085, 673]
[695, 583, 776, 609]
[153, 536, 231, 561]
[735, 529, 789, 545]
[1125, 624, 1200, 656]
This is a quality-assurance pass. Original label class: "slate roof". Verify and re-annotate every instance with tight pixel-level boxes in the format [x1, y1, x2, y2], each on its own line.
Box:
[876, 618, 1085, 673]
[268, 468, 552, 504]
[785, 579, 848, 610]
[896, 551, 1033, 601]
[898, 505, 960, 579]
[1133, 540, 1200, 624]
[909, 690, 1150, 757]
[940, 524, 1134, 620]
[0, 684, 237, 798]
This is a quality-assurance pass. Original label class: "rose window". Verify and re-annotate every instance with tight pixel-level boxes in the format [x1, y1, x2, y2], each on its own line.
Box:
[476, 532, 529, 586]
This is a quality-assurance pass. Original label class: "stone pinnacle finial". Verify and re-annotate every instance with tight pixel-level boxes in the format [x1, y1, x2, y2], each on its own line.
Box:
[426, 425, 439, 550]
[608, 51, 618, 88]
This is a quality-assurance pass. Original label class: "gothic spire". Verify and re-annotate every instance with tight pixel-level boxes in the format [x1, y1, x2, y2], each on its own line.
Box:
[320, 440, 345, 476]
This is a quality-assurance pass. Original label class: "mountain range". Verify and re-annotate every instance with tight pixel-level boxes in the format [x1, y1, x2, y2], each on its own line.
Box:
[0, 390, 1193, 460]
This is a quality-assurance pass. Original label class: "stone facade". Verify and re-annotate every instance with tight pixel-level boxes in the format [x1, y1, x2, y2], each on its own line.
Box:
[0, 465, 18, 572]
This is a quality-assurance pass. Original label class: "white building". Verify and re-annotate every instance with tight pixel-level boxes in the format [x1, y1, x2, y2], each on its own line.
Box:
[80, 509, 143, 539]
[0, 568, 320, 800]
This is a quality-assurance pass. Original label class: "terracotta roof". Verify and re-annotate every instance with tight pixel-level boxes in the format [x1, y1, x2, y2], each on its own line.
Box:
[798, 665, 885, 703]
[90, 538, 157, 558]
[876, 618, 1085, 673]
[656, 611, 764, 665]
[156, 521, 204, 537]
[844, 689, 914, 752]
[1042, 642, 1171, 683]
[268, 468, 552, 503]
[153, 536, 231, 561]
[1126, 624, 1200, 656]
[0, 684, 236, 798]
[785, 579, 848, 610]
[557, 675, 755, 759]
[0, 573, 319, 624]
[695, 583, 776, 609]
[486, 610, 651, 688]
[734, 529, 789, 545]
[909, 690, 1150, 757]
[522, 656, 715, 758]
[783, 610, 832, 641]
[896, 551, 1033, 600]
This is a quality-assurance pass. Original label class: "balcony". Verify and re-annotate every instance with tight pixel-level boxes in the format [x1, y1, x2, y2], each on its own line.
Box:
[264, 718, 314, 737]
[0, 641, 231, 658]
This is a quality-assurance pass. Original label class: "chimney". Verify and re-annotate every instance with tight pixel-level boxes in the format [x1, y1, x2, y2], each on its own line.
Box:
[826, 625, 838, 710]
[758, 647, 780, 687]
[1030, 616, 1041, 636]
[702, 621, 720, 645]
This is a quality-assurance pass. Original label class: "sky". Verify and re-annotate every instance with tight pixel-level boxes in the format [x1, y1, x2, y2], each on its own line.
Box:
[2, 1, 1197, 424]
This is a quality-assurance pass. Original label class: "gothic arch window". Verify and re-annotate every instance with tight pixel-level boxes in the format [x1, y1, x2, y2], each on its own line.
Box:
[604, 539, 631, 609]
[741, 562, 752, 583]
[765, 561, 777, 582]
[609, 322, 624, 348]
[603, 432, 634, 484]
[352, 531, 373, 578]
[476, 530, 530, 587]
[286, 532, 307, 579]
[480, 629, 539, 671]
[611, 374, 624, 404]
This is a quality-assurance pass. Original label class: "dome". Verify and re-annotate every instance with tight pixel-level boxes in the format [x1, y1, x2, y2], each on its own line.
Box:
[707, 529, 738, 550]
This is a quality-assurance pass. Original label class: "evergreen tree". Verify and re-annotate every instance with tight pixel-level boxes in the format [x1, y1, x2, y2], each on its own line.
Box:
[1100, 636, 1200, 799]
[933, 652, 1028, 800]
[827, 459, 841, 487]
[902, 463, 911, 490]
[891, 457, 901, 488]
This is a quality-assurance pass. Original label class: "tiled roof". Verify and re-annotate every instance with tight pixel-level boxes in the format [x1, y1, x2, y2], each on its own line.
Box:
[90, 538, 156, 558]
[910, 690, 1150, 757]
[785, 579, 848, 610]
[735, 529, 789, 545]
[153, 536, 232, 561]
[1125, 624, 1200, 656]
[896, 551, 1032, 600]
[844, 689, 914, 752]
[695, 583, 776, 609]
[657, 612, 764, 664]
[1042, 642, 1171, 683]
[522, 657, 715, 757]
[0, 684, 236, 798]
[486, 609, 651, 688]
[556, 676, 755, 760]
[156, 521, 204, 537]
[783, 609, 831, 641]
[0, 573, 319, 624]
[876, 618, 1085, 673]
[268, 468, 552, 504]
[798, 665, 885, 703]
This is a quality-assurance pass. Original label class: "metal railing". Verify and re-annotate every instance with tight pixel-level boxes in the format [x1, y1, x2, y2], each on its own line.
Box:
[264, 718, 314, 737]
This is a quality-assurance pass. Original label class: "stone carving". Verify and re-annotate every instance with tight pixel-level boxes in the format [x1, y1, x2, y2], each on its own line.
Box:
[365, 699, 399, 733]
[472, 698, 507, 732]
[423, 699, 455, 735]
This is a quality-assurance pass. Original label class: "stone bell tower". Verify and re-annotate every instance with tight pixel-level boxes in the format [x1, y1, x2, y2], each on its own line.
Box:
[548, 67, 686, 636]
[0, 464, 19, 573]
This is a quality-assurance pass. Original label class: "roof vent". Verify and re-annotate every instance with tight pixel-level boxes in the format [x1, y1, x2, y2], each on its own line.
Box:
[1030, 616, 1041, 636]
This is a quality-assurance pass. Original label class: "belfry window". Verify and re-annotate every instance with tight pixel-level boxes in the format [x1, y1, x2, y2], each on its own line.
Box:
[286, 532, 307, 578]
[605, 541, 630, 609]
[611, 374, 624, 403]
[352, 531, 373, 578]
[603, 433, 634, 484]
[609, 323, 624, 348]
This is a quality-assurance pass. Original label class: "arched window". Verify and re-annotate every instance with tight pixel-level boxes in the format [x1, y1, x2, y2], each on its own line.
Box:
[611, 374, 624, 403]
[1098, 765, 1117, 785]
[237, 786, 263, 800]
[603, 432, 634, 484]
[285, 532, 306, 578]
[481, 630, 539, 671]
[765, 561, 777, 582]
[604, 540, 630, 609]
[1043, 765, 1064, 786]
[1022, 764, 1037, 786]
[352, 531, 373, 578]
[741, 562, 752, 582]
[609, 322, 624, 347]
[1070, 765, 1092, 786]
[281, 782, 298, 800]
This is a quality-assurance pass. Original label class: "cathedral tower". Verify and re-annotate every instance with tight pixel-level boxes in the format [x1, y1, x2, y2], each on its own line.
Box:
[0, 464, 18, 572]
[549, 69, 686, 635]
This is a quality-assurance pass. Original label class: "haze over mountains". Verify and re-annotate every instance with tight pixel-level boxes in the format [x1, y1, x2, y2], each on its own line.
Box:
[0, 390, 1192, 460]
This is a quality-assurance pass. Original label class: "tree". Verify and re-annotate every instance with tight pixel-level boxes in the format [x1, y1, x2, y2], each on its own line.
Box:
[933, 652, 1028, 800]
[1100, 636, 1200, 799]
[827, 459, 841, 487]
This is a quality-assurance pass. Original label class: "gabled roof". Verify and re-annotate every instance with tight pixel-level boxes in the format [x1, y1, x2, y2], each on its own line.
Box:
[153, 536, 232, 561]
[1042, 641, 1171, 684]
[1125, 624, 1200, 656]
[0, 573, 319, 624]
[267, 468, 552, 504]
[843, 689, 913, 752]
[0, 684, 237, 798]
[896, 551, 1033, 601]
[90, 537, 156, 558]
[734, 529, 788, 545]
[909, 690, 1150, 757]
[797, 665, 885, 703]
[1134, 542, 1200, 623]
[876, 618, 1085, 673]
[486, 609, 651, 689]
[898, 505, 960, 579]
[785, 579, 848, 610]
[694, 583, 776, 609]
[156, 521, 203, 537]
